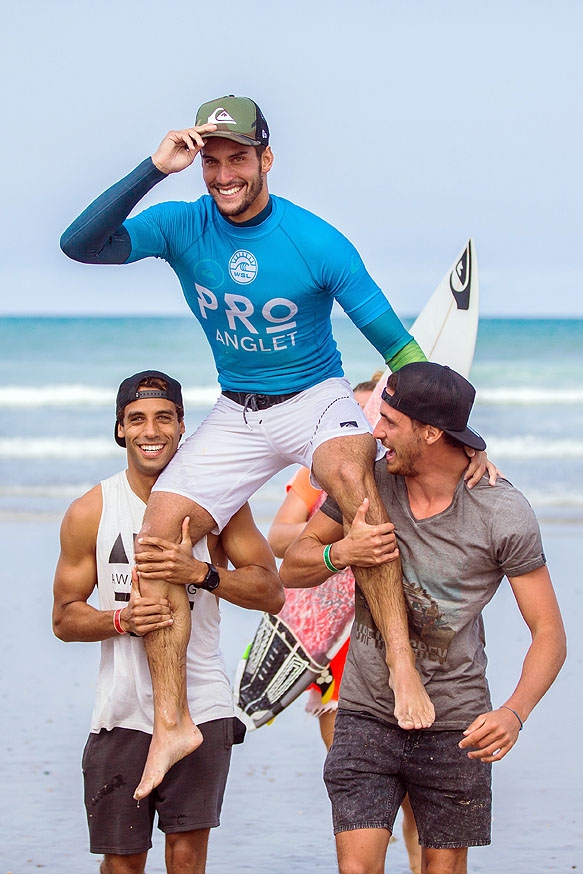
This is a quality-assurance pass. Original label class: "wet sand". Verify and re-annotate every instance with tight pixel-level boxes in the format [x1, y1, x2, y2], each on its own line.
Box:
[1, 518, 581, 873]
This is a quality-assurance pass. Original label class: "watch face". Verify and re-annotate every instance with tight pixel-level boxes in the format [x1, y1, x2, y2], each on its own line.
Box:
[202, 563, 220, 591]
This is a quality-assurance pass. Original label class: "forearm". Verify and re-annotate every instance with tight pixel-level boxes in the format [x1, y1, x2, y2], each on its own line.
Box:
[60, 157, 166, 263]
[358, 311, 427, 367]
[280, 534, 338, 588]
[502, 627, 566, 723]
[53, 601, 123, 642]
[267, 521, 306, 558]
[216, 565, 284, 613]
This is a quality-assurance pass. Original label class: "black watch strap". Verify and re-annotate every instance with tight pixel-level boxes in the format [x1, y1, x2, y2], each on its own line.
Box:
[199, 562, 220, 591]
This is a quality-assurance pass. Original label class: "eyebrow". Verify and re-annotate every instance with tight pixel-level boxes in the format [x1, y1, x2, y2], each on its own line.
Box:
[201, 148, 249, 159]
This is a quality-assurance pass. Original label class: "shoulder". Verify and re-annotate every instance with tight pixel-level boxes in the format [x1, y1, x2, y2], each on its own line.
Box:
[274, 196, 354, 246]
[469, 476, 537, 518]
[59, 483, 103, 553]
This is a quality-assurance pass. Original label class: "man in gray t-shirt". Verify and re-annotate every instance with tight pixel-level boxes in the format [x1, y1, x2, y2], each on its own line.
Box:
[280, 362, 566, 874]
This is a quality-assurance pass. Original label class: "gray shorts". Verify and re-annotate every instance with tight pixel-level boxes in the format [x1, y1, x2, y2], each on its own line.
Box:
[82, 718, 245, 855]
[323, 710, 492, 849]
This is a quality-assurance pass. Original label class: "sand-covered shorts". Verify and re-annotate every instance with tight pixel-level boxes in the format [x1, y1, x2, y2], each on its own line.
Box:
[324, 710, 492, 848]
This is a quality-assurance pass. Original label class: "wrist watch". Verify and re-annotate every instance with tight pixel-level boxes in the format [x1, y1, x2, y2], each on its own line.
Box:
[196, 562, 220, 592]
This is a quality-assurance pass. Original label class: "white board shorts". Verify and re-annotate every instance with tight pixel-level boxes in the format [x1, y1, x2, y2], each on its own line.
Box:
[152, 377, 379, 532]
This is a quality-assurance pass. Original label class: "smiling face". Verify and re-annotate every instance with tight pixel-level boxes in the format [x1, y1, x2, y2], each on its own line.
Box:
[118, 394, 185, 478]
[373, 396, 425, 477]
[200, 137, 273, 222]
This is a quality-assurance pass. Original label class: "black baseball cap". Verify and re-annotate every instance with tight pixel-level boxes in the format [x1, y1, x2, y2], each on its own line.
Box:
[381, 362, 486, 451]
[114, 370, 184, 447]
[195, 95, 270, 146]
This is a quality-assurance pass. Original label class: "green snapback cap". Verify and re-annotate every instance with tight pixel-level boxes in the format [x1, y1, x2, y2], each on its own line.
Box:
[195, 95, 269, 146]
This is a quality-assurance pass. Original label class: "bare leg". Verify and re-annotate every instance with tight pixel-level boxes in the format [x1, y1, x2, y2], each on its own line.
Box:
[134, 492, 216, 801]
[421, 846, 468, 874]
[165, 829, 210, 874]
[336, 827, 392, 874]
[312, 433, 434, 730]
[401, 794, 422, 874]
[319, 709, 337, 751]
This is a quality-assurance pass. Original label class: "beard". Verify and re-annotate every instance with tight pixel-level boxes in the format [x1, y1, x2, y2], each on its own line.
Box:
[210, 172, 265, 218]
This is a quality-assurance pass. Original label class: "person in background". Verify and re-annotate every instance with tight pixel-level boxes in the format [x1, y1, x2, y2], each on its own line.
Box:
[52, 370, 283, 874]
[268, 373, 421, 874]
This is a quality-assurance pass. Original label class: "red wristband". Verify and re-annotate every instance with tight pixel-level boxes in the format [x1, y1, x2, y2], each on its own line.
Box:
[113, 608, 127, 635]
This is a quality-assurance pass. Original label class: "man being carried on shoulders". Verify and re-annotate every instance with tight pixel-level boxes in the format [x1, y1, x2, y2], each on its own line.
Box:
[61, 96, 492, 798]
[280, 362, 566, 874]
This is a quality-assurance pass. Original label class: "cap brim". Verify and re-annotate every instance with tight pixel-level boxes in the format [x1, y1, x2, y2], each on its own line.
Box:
[445, 427, 486, 452]
[203, 131, 261, 146]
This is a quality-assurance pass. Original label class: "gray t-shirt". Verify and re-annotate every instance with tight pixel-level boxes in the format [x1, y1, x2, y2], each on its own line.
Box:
[321, 464, 546, 729]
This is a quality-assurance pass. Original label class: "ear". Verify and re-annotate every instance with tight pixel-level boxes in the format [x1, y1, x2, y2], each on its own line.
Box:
[117, 422, 126, 442]
[261, 146, 274, 173]
[424, 425, 444, 446]
[179, 419, 186, 439]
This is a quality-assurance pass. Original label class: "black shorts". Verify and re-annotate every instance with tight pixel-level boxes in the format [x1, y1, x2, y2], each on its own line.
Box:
[82, 718, 245, 855]
[324, 710, 492, 849]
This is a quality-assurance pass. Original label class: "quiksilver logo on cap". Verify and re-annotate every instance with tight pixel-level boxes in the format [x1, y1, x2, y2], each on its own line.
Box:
[207, 108, 237, 124]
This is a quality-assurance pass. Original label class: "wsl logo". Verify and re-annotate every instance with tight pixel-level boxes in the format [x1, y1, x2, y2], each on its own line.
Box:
[449, 242, 472, 311]
[229, 249, 258, 284]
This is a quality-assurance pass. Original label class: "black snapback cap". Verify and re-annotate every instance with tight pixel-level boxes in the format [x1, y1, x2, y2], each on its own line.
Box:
[114, 370, 183, 447]
[382, 362, 486, 451]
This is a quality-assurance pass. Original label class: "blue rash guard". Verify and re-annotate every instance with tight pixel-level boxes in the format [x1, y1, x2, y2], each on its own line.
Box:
[61, 158, 424, 393]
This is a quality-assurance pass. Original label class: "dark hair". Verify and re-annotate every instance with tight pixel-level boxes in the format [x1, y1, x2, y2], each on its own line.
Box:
[135, 376, 184, 422]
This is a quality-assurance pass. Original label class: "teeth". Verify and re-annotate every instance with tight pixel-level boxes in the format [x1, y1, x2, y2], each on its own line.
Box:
[141, 444, 164, 452]
[218, 185, 242, 195]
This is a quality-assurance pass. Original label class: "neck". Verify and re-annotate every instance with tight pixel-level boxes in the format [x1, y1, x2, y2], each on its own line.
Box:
[225, 195, 273, 227]
[403, 449, 468, 520]
[125, 468, 157, 504]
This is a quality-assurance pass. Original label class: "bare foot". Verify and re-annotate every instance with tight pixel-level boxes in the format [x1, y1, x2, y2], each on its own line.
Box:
[134, 720, 203, 800]
[389, 666, 435, 730]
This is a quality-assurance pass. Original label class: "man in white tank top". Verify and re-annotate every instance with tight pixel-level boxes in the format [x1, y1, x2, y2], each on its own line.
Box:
[52, 370, 283, 874]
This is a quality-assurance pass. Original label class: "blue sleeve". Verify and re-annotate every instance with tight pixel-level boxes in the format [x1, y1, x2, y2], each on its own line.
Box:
[319, 230, 414, 360]
[60, 158, 167, 264]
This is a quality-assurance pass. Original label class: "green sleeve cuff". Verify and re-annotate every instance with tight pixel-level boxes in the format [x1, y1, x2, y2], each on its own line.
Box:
[385, 338, 427, 370]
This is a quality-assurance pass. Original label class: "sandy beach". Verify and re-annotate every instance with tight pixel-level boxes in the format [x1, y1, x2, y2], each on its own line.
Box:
[0, 513, 580, 874]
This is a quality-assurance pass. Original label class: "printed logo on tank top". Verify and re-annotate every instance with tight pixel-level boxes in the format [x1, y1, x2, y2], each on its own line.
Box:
[107, 532, 198, 610]
[107, 533, 135, 603]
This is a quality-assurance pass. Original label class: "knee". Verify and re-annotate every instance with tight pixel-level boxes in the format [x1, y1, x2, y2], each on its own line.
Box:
[100, 854, 146, 874]
[166, 830, 208, 874]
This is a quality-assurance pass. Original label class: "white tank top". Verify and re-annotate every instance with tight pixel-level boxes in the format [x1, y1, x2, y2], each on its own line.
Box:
[91, 470, 234, 733]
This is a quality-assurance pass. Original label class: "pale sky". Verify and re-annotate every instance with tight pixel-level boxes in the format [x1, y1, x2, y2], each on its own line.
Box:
[1, 0, 581, 317]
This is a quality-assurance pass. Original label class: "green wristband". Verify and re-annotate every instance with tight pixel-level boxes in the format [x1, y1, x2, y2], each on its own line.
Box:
[323, 543, 341, 574]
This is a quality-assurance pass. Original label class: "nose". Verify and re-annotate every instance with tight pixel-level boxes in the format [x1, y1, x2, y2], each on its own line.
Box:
[372, 420, 385, 440]
[143, 416, 160, 438]
[214, 161, 236, 185]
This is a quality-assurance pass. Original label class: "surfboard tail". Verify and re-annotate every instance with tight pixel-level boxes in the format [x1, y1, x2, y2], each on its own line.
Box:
[234, 613, 326, 729]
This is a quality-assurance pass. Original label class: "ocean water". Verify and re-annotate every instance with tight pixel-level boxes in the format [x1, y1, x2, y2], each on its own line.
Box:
[1, 315, 582, 524]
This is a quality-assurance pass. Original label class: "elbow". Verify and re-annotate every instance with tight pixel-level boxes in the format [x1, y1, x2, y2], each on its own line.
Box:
[52, 616, 68, 642]
[270, 588, 286, 616]
[265, 575, 285, 615]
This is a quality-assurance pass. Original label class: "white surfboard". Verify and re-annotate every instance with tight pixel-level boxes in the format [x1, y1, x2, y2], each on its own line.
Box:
[410, 237, 478, 377]
[235, 239, 480, 730]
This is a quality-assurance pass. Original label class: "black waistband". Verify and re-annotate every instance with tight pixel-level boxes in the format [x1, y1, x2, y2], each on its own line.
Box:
[222, 390, 301, 410]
